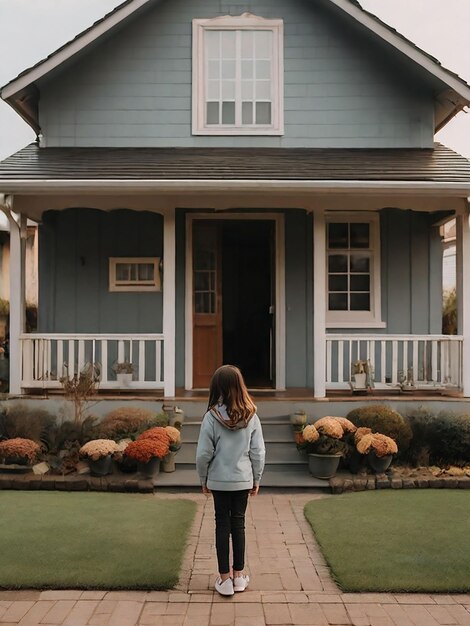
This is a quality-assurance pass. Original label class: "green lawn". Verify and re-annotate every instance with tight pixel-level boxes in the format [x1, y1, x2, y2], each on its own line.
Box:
[304, 490, 470, 593]
[0, 492, 196, 590]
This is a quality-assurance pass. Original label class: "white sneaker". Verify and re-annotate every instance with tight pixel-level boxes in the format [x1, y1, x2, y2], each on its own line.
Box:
[233, 574, 250, 592]
[215, 577, 234, 596]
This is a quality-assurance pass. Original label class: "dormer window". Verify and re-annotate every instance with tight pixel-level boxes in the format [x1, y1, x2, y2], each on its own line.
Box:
[192, 14, 284, 135]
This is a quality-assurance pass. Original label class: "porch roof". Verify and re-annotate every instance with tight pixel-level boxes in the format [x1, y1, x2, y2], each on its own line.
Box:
[1, 143, 470, 192]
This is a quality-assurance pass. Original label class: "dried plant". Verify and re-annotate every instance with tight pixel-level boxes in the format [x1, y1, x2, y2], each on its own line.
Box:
[60, 362, 100, 424]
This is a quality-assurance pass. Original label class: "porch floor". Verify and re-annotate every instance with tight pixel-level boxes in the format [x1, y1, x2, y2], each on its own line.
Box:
[32, 386, 464, 401]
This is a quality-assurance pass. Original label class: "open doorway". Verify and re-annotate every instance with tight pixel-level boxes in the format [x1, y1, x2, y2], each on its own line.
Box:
[192, 219, 275, 388]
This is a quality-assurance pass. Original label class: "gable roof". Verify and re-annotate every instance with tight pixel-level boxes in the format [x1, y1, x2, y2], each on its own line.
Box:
[2, 0, 470, 133]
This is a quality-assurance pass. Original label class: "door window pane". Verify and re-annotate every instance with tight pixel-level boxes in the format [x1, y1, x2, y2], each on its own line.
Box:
[350, 275, 370, 292]
[328, 254, 348, 273]
[329, 275, 348, 292]
[329, 293, 348, 310]
[350, 223, 369, 248]
[350, 293, 370, 311]
[350, 254, 370, 273]
[328, 223, 348, 249]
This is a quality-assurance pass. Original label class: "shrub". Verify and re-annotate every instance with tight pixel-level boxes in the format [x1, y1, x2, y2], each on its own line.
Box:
[346, 405, 412, 458]
[404, 407, 470, 467]
[97, 407, 168, 439]
[0, 404, 56, 447]
[442, 288, 457, 335]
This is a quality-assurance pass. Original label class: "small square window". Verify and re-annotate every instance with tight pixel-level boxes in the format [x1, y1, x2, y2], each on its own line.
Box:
[109, 258, 161, 292]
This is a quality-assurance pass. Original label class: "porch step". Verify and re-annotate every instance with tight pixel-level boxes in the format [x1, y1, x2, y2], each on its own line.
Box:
[176, 441, 305, 464]
[182, 420, 294, 440]
[154, 464, 329, 489]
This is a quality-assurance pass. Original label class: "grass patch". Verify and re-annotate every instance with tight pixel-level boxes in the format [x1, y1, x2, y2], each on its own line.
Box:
[0, 492, 196, 590]
[304, 490, 470, 593]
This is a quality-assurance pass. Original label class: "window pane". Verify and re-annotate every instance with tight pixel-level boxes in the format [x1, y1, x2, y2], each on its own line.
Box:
[222, 80, 235, 100]
[241, 31, 253, 58]
[328, 223, 348, 249]
[350, 223, 370, 248]
[207, 80, 219, 100]
[255, 30, 272, 57]
[195, 250, 215, 270]
[206, 101, 219, 125]
[256, 60, 271, 79]
[350, 275, 370, 292]
[195, 272, 210, 291]
[255, 101, 271, 124]
[329, 275, 348, 291]
[329, 293, 348, 311]
[205, 30, 219, 58]
[242, 101, 253, 125]
[222, 101, 235, 124]
[138, 264, 154, 281]
[221, 30, 236, 57]
[242, 60, 253, 79]
[328, 254, 348, 273]
[350, 254, 370, 273]
[222, 60, 236, 79]
[256, 80, 271, 100]
[208, 59, 219, 79]
[350, 293, 370, 311]
[241, 80, 253, 100]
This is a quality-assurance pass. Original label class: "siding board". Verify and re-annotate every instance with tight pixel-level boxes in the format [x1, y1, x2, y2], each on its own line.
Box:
[38, 0, 435, 148]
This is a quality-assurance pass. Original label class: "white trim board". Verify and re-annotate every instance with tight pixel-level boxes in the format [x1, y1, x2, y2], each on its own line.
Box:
[185, 212, 286, 391]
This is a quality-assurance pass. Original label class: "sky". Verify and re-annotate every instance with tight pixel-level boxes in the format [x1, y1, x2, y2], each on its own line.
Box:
[0, 0, 469, 161]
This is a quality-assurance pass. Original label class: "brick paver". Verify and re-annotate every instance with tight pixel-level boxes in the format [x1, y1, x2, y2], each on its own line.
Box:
[0, 493, 469, 625]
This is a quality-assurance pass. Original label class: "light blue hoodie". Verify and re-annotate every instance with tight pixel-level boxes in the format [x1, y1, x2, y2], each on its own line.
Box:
[196, 405, 266, 491]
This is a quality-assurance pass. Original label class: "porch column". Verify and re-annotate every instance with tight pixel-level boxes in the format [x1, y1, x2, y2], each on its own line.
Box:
[163, 211, 176, 398]
[456, 212, 470, 396]
[313, 209, 326, 398]
[7, 211, 27, 394]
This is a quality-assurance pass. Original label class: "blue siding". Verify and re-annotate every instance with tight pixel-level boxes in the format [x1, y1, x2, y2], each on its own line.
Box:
[38, 0, 434, 149]
[38, 209, 163, 334]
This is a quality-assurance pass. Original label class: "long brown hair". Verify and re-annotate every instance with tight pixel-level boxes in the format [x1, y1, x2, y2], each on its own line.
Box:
[208, 365, 257, 426]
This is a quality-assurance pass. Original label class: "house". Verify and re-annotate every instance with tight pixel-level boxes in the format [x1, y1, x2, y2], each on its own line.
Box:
[1, 0, 470, 401]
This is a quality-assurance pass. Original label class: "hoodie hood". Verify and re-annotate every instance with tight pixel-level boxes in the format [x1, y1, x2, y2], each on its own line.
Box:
[210, 403, 254, 430]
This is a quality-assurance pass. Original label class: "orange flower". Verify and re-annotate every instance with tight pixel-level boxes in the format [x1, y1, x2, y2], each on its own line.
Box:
[354, 427, 372, 444]
[294, 431, 305, 445]
[0, 438, 41, 463]
[138, 427, 171, 446]
[165, 426, 181, 444]
[332, 417, 357, 433]
[124, 437, 170, 463]
[302, 424, 320, 443]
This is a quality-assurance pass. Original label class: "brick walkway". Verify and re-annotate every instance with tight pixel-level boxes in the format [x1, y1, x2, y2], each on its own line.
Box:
[1, 493, 469, 625]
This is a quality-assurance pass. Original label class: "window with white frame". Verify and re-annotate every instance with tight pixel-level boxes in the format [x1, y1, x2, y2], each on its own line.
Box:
[192, 14, 284, 135]
[109, 258, 161, 292]
[326, 214, 384, 327]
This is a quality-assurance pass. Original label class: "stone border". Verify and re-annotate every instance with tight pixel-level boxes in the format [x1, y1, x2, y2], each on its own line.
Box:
[329, 472, 470, 494]
[0, 472, 155, 493]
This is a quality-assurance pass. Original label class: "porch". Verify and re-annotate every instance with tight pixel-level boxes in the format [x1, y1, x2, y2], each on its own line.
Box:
[19, 332, 464, 397]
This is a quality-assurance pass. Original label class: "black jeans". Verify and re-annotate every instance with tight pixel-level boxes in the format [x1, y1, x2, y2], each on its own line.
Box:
[212, 490, 250, 575]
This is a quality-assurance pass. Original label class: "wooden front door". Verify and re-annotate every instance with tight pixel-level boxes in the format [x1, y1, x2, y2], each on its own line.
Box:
[192, 222, 222, 388]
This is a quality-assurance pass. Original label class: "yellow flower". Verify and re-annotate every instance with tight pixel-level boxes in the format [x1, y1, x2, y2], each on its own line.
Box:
[332, 417, 357, 433]
[314, 417, 344, 439]
[354, 427, 372, 444]
[356, 433, 375, 454]
[165, 426, 181, 444]
[302, 424, 320, 443]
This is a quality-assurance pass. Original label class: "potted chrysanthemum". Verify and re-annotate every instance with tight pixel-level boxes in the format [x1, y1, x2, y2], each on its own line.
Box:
[161, 426, 182, 473]
[296, 417, 355, 479]
[0, 437, 41, 468]
[79, 439, 119, 476]
[125, 427, 170, 478]
[355, 430, 398, 473]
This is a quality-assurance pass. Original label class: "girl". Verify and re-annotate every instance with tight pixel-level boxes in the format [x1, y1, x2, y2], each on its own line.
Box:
[196, 365, 266, 597]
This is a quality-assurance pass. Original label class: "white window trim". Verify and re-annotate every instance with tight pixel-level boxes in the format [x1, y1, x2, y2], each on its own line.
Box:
[109, 257, 161, 292]
[192, 13, 284, 136]
[325, 212, 385, 329]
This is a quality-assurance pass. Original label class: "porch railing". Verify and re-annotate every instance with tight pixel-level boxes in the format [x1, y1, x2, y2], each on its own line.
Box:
[20, 334, 165, 390]
[326, 334, 463, 390]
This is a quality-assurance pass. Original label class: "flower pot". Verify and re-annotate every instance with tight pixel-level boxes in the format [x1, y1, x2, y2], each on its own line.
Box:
[162, 451, 177, 473]
[88, 455, 113, 476]
[367, 452, 393, 473]
[290, 411, 307, 427]
[353, 373, 367, 388]
[138, 456, 161, 479]
[117, 372, 133, 386]
[169, 408, 185, 427]
[308, 453, 342, 479]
